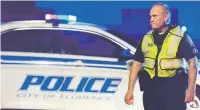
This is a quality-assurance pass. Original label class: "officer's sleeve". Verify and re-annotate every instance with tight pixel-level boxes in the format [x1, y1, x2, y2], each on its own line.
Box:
[178, 33, 199, 61]
[133, 41, 144, 63]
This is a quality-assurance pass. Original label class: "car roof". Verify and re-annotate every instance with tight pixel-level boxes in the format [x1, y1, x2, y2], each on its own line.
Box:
[1, 20, 107, 32]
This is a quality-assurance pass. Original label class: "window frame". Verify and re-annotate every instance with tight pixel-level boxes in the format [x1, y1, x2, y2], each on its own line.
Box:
[1, 27, 133, 58]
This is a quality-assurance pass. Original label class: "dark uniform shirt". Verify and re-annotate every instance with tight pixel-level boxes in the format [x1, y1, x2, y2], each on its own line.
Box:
[134, 25, 199, 63]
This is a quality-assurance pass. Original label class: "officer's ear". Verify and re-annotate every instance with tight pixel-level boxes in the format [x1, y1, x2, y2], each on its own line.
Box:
[164, 13, 168, 23]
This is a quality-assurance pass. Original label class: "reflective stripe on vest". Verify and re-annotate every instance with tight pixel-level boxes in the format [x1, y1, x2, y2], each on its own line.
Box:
[143, 31, 153, 55]
[167, 26, 184, 57]
[144, 57, 155, 69]
[141, 26, 185, 78]
[160, 59, 181, 69]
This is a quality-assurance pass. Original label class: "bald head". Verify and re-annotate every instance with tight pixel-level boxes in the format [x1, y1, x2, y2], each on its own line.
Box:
[153, 3, 171, 23]
[150, 3, 171, 30]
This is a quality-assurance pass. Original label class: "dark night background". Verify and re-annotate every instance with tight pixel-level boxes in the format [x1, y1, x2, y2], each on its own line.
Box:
[1, 1, 200, 56]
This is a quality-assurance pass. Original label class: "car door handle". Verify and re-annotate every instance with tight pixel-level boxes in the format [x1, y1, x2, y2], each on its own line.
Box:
[67, 60, 86, 67]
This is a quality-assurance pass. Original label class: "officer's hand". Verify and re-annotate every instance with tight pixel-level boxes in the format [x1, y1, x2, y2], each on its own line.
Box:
[124, 92, 134, 105]
[185, 89, 196, 103]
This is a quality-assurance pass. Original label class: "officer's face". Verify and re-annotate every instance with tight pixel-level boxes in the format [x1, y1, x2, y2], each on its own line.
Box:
[150, 5, 168, 30]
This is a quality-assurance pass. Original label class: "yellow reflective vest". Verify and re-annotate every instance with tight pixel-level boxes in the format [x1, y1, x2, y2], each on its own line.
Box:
[141, 26, 186, 78]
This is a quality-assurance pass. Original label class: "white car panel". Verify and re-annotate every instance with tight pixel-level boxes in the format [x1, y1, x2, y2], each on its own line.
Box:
[1, 52, 64, 109]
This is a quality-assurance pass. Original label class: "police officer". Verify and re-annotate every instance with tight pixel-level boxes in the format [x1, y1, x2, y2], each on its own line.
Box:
[124, 3, 198, 110]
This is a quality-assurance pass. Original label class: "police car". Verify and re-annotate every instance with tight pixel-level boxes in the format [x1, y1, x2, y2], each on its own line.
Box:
[1, 14, 200, 110]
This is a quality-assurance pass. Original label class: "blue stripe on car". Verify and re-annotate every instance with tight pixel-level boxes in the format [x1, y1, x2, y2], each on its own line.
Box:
[1, 55, 127, 70]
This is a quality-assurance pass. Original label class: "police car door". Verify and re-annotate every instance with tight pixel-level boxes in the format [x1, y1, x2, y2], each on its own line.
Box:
[1, 29, 65, 110]
[57, 29, 143, 110]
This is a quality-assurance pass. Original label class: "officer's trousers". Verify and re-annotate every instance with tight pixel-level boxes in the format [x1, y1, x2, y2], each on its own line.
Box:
[143, 75, 187, 110]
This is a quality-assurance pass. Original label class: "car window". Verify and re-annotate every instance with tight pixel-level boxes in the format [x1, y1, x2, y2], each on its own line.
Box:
[59, 30, 123, 58]
[1, 29, 133, 58]
[1, 30, 57, 53]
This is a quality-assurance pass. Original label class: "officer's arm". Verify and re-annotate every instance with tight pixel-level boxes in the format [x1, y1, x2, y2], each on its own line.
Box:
[127, 61, 142, 93]
[182, 34, 199, 92]
[187, 57, 198, 92]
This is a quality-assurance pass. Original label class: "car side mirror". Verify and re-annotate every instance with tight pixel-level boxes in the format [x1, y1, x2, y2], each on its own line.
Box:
[126, 60, 134, 71]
